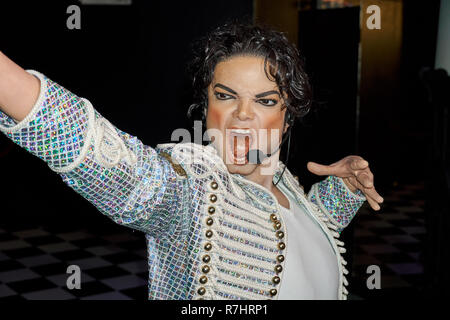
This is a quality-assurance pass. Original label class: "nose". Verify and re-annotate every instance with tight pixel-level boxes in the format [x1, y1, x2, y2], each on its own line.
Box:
[234, 99, 254, 121]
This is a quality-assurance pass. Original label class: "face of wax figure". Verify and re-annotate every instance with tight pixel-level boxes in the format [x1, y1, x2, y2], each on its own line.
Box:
[205, 55, 290, 195]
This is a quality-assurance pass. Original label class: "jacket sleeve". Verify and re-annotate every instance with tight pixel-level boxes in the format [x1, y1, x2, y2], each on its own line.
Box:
[307, 175, 366, 233]
[0, 70, 187, 237]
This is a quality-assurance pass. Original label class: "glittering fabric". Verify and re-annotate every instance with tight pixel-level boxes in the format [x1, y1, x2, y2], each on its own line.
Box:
[0, 75, 89, 170]
[308, 176, 366, 233]
[0, 70, 364, 300]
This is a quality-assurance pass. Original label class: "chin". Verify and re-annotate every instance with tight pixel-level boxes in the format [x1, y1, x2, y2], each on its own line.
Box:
[225, 162, 258, 176]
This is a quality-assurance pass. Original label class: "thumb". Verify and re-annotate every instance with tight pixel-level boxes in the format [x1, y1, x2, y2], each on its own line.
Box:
[307, 161, 336, 176]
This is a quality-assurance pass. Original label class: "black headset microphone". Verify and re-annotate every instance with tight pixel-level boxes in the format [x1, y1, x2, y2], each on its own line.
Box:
[245, 112, 294, 186]
[245, 126, 292, 164]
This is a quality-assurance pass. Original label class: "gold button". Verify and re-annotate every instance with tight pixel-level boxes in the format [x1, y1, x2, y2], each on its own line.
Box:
[205, 230, 213, 238]
[270, 214, 278, 222]
[274, 222, 282, 230]
[278, 242, 286, 250]
[199, 276, 208, 284]
[277, 255, 285, 263]
[202, 265, 210, 274]
[206, 217, 214, 226]
[275, 265, 283, 273]
[209, 194, 217, 203]
[208, 206, 215, 214]
[202, 255, 211, 263]
[204, 243, 212, 251]
[211, 181, 218, 190]
[272, 276, 280, 284]
[269, 289, 277, 296]
[276, 231, 285, 239]
[197, 287, 206, 295]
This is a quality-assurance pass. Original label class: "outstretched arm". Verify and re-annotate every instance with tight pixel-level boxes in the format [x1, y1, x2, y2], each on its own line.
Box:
[0, 53, 187, 238]
[307, 156, 384, 232]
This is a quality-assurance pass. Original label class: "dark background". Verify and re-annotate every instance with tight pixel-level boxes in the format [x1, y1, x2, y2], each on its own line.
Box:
[0, 0, 447, 299]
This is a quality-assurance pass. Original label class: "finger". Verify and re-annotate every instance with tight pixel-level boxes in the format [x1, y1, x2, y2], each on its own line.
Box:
[347, 176, 383, 207]
[362, 185, 384, 203]
[354, 170, 384, 203]
[307, 161, 337, 176]
[347, 175, 366, 194]
[365, 194, 381, 211]
[356, 171, 374, 189]
[350, 157, 369, 170]
[334, 157, 365, 178]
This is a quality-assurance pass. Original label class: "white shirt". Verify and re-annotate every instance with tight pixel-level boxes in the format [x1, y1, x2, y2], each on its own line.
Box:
[277, 190, 339, 300]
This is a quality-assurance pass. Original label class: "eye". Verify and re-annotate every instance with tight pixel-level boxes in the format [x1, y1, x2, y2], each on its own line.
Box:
[214, 91, 233, 100]
[257, 99, 278, 107]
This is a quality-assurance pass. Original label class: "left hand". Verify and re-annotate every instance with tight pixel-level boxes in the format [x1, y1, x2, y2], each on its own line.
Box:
[307, 155, 384, 211]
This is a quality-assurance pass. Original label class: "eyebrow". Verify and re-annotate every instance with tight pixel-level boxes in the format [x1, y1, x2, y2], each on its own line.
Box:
[213, 83, 280, 98]
[214, 83, 237, 95]
[255, 90, 280, 98]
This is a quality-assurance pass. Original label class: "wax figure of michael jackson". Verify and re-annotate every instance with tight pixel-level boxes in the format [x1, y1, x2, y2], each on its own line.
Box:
[0, 22, 383, 300]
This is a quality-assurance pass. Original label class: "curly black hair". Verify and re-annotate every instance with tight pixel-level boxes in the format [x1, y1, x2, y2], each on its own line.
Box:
[187, 21, 312, 125]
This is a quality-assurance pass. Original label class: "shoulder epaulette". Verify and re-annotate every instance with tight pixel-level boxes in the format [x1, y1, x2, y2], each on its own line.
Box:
[159, 151, 187, 177]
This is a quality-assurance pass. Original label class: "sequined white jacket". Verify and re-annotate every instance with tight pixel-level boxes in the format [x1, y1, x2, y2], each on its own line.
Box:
[0, 70, 366, 300]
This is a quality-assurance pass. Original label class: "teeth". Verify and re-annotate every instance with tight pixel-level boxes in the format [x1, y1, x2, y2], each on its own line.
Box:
[230, 129, 251, 134]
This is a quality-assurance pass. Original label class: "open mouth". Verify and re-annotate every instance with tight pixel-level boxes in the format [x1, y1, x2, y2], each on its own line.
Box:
[227, 128, 255, 165]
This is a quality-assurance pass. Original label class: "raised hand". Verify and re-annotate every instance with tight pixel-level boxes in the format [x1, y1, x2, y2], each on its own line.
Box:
[307, 156, 384, 211]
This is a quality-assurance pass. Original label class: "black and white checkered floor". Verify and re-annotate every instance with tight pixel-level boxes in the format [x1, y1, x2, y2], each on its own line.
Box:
[0, 221, 149, 300]
[0, 182, 426, 300]
[348, 182, 426, 299]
